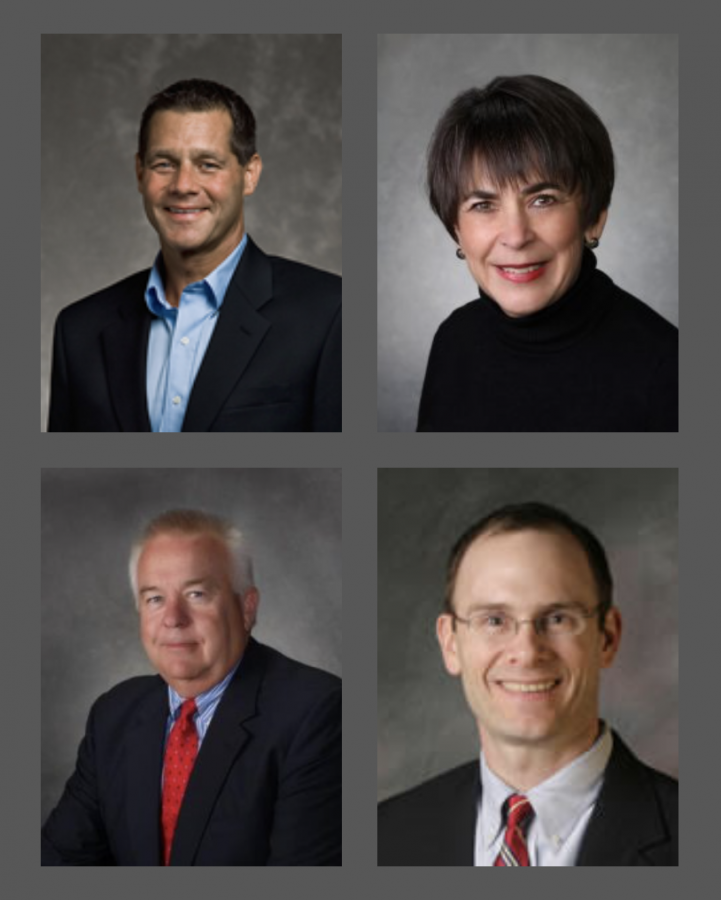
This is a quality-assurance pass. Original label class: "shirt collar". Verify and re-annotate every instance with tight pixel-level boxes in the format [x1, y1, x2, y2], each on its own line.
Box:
[479, 722, 613, 850]
[167, 654, 242, 721]
[145, 233, 248, 319]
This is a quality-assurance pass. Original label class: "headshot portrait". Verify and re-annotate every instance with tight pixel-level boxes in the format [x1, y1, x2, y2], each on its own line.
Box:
[378, 468, 678, 866]
[42, 34, 342, 432]
[41, 468, 342, 865]
[378, 34, 678, 432]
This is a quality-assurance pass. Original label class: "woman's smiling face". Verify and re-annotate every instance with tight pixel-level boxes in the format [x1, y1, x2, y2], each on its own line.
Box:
[455, 175, 607, 318]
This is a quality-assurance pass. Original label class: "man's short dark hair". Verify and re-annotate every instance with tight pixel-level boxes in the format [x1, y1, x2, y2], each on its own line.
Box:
[444, 501, 614, 627]
[426, 74, 615, 241]
[138, 78, 257, 166]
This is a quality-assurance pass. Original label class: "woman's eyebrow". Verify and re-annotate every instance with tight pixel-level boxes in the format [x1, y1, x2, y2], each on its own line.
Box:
[521, 181, 563, 195]
[462, 181, 563, 202]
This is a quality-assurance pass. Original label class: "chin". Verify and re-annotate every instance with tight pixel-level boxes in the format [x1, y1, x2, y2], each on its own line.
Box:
[497, 296, 550, 317]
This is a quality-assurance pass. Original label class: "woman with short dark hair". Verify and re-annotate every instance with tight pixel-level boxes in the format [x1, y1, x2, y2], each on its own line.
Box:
[417, 75, 678, 432]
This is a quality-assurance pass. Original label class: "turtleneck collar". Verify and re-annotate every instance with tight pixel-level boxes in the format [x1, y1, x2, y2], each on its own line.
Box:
[478, 248, 608, 352]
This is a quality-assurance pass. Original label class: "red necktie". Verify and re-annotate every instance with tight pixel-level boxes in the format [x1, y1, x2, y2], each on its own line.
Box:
[494, 793, 534, 866]
[161, 698, 198, 865]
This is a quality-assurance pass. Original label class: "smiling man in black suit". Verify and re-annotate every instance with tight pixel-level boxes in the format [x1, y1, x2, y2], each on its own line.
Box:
[42, 509, 341, 865]
[48, 79, 341, 432]
[378, 502, 677, 866]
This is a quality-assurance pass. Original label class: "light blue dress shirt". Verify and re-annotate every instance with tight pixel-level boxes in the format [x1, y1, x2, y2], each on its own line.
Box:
[163, 655, 242, 770]
[144, 235, 248, 432]
[475, 722, 613, 866]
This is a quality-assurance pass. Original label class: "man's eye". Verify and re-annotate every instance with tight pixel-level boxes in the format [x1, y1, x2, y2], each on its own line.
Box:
[201, 163, 219, 170]
[187, 591, 206, 600]
[483, 614, 506, 628]
[146, 596, 162, 605]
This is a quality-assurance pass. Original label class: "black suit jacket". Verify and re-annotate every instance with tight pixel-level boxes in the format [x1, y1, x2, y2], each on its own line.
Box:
[378, 732, 677, 865]
[42, 639, 341, 865]
[48, 237, 341, 431]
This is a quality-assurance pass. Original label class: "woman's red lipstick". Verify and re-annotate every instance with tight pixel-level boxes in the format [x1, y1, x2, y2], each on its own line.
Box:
[495, 263, 548, 283]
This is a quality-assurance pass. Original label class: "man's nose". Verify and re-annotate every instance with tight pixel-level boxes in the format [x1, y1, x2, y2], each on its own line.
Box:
[504, 619, 550, 662]
[162, 594, 191, 626]
[170, 162, 198, 194]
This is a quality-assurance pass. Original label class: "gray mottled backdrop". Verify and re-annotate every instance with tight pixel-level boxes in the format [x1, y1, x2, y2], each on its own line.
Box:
[377, 468, 677, 802]
[41, 34, 342, 431]
[378, 34, 678, 431]
[42, 467, 341, 824]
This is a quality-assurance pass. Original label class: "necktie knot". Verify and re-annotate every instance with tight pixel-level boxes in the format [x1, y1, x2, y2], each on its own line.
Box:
[505, 793, 534, 834]
[494, 793, 535, 866]
[177, 698, 197, 729]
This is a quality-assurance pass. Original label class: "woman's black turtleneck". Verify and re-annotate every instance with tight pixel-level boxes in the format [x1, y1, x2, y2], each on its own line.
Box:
[416, 250, 678, 432]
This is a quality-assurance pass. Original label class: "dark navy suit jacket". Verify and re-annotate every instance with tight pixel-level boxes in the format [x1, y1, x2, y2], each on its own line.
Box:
[48, 237, 341, 431]
[42, 639, 342, 865]
[378, 732, 677, 866]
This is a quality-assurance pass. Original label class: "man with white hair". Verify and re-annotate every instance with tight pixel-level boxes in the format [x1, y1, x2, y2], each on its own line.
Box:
[42, 510, 342, 866]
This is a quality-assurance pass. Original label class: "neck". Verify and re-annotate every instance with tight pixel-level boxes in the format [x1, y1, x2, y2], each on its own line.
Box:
[480, 718, 602, 792]
[160, 230, 244, 307]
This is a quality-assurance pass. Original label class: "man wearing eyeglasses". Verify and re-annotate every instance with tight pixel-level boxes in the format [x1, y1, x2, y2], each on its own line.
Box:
[378, 502, 677, 866]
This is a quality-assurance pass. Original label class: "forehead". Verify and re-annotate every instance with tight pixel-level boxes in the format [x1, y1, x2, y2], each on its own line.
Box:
[137, 531, 230, 580]
[461, 152, 575, 198]
[454, 528, 595, 607]
[146, 108, 233, 152]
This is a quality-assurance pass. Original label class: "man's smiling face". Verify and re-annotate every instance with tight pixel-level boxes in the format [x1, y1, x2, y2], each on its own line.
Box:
[135, 108, 260, 265]
[437, 528, 621, 756]
[136, 531, 258, 697]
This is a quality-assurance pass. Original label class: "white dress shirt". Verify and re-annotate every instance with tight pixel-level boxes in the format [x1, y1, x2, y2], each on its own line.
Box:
[475, 723, 613, 866]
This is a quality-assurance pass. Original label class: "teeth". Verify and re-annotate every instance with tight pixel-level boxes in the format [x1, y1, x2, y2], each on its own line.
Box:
[501, 680, 558, 693]
[501, 264, 544, 274]
[169, 208, 203, 213]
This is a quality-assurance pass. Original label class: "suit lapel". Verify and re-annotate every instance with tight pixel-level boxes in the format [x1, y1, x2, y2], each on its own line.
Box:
[182, 238, 272, 431]
[170, 639, 266, 866]
[576, 732, 673, 865]
[124, 680, 168, 865]
[100, 296, 152, 431]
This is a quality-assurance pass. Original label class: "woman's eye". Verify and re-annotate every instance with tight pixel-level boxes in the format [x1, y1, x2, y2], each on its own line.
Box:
[532, 194, 557, 207]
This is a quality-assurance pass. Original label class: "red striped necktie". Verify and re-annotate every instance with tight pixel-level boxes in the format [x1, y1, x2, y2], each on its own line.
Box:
[494, 793, 535, 866]
[161, 698, 198, 865]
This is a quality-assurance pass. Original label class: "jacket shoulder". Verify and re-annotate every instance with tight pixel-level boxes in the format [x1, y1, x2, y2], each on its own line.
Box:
[379, 761, 476, 818]
[252, 640, 341, 703]
[89, 674, 163, 718]
[267, 255, 341, 305]
[378, 761, 477, 866]
[55, 270, 150, 330]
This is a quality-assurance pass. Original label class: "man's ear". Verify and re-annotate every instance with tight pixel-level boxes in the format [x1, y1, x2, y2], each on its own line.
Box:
[135, 154, 144, 193]
[243, 154, 263, 197]
[599, 607, 622, 668]
[241, 587, 260, 631]
[437, 613, 462, 676]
